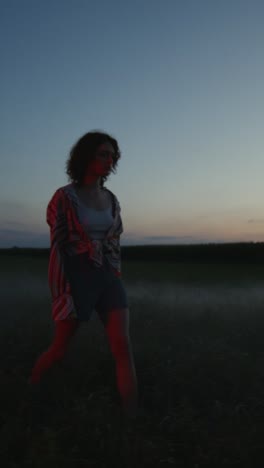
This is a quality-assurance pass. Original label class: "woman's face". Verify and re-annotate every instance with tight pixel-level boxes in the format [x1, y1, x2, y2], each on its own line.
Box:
[86, 141, 115, 176]
[94, 142, 115, 171]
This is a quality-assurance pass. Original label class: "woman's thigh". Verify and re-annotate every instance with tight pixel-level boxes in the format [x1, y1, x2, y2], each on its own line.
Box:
[52, 318, 80, 350]
[95, 276, 129, 327]
[63, 253, 103, 321]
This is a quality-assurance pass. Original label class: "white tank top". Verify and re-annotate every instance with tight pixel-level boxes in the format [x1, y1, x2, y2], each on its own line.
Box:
[77, 202, 114, 240]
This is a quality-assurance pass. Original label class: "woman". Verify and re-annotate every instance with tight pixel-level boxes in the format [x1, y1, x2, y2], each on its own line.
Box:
[29, 130, 138, 418]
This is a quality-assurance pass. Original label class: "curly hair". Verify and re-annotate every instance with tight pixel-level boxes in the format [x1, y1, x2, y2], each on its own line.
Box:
[65, 130, 121, 188]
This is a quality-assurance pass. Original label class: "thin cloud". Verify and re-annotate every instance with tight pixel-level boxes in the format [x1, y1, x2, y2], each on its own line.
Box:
[248, 219, 264, 224]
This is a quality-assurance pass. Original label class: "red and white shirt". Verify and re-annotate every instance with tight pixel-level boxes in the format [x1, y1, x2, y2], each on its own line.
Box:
[46, 182, 124, 321]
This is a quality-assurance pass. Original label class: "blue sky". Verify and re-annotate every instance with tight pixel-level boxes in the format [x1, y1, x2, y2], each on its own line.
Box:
[1, 0, 264, 247]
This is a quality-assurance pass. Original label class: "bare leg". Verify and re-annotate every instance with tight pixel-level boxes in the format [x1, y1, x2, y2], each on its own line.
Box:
[100, 308, 138, 417]
[29, 318, 80, 384]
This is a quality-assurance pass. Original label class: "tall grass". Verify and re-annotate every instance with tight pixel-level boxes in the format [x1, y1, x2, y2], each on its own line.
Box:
[0, 256, 263, 467]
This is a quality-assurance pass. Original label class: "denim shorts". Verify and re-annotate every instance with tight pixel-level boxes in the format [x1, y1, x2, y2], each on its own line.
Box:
[63, 252, 128, 323]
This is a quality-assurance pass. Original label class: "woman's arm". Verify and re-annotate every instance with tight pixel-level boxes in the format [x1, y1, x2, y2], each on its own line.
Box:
[46, 189, 69, 255]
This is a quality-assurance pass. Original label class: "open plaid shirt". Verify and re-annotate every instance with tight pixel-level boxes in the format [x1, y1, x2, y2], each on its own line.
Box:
[46, 183, 124, 321]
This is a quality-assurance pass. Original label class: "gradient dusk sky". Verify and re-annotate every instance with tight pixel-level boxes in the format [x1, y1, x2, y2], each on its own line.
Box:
[1, 0, 264, 248]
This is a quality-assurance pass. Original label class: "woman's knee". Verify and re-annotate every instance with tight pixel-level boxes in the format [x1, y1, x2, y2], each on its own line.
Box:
[51, 345, 67, 362]
[55, 318, 80, 334]
[107, 331, 132, 358]
[51, 319, 79, 355]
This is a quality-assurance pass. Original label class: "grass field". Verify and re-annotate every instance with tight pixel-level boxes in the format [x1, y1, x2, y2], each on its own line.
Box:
[0, 255, 264, 467]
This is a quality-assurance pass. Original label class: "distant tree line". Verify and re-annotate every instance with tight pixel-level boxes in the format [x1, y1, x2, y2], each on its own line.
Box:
[0, 242, 264, 264]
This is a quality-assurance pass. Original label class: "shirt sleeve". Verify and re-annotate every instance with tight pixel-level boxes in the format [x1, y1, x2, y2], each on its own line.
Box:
[46, 189, 68, 256]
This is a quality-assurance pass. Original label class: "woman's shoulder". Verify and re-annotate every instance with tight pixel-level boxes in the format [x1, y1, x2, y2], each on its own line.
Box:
[54, 183, 75, 201]
[47, 184, 71, 209]
[51, 184, 121, 210]
[103, 187, 121, 211]
[49, 184, 69, 196]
